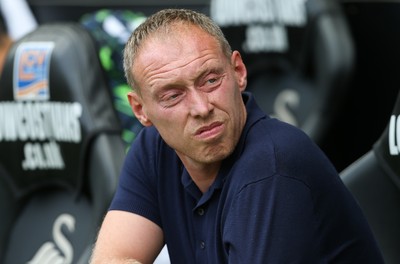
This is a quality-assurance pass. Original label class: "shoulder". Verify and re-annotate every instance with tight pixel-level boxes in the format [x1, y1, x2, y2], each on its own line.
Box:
[251, 118, 335, 172]
[111, 126, 175, 226]
[126, 126, 169, 160]
[232, 117, 339, 196]
[248, 117, 314, 153]
[121, 126, 175, 184]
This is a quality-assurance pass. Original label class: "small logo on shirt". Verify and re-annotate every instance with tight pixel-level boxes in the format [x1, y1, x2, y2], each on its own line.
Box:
[13, 42, 54, 101]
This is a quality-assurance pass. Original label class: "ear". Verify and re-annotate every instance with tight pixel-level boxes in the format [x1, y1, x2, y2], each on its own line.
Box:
[231, 51, 247, 92]
[127, 91, 153, 127]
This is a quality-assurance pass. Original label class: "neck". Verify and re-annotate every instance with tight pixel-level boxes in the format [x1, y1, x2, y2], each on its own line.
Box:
[178, 155, 221, 193]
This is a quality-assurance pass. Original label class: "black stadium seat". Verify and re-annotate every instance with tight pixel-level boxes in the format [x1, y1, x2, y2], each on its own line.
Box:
[0, 23, 125, 263]
[210, 0, 354, 145]
[341, 89, 400, 264]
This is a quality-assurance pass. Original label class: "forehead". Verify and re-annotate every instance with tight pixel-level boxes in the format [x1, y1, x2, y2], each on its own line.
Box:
[138, 23, 222, 61]
[132, 24, 227, 84]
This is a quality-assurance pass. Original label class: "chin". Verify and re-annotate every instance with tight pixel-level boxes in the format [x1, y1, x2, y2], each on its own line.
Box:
[201, 145, 234, 164]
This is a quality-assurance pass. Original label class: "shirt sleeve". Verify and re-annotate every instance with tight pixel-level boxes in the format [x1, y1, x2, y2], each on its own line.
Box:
[223, 174, 318, 263]
[109, 127, 162, 227]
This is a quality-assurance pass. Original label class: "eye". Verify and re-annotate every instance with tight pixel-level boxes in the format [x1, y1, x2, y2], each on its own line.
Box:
[167, 93, 179, 100]
[203, 76, 223, 90]
[159, 90, 184, 108]
[207, 78, 218, 84]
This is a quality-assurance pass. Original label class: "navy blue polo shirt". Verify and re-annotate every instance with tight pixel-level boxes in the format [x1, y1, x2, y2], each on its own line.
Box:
[110, 92, 383, 263]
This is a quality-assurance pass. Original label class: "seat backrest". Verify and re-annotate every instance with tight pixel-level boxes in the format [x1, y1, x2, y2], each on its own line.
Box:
[0, 23, 125, 263]
[341, 89, 400, 263]
[210, 0, 354, 145]
[80, 9, 146, 148]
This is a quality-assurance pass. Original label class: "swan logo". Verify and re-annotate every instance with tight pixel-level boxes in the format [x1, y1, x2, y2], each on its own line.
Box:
[389, 115, 400, 156]
[27, 214, 75, 264]
[272, 89, 300, 127]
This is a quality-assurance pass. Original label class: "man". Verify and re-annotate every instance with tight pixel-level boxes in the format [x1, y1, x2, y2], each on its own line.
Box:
[91, 8, 383, 263]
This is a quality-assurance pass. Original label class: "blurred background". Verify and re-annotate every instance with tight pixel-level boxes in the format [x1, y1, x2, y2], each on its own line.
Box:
[24, 0, 400, 172]
[1, 0, 400, 263]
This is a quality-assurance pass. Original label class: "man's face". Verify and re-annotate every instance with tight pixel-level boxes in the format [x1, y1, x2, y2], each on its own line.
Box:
[128, 24, 247, 167]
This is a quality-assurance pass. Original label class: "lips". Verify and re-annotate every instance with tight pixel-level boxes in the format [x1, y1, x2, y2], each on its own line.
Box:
[195, 121, 224, 139]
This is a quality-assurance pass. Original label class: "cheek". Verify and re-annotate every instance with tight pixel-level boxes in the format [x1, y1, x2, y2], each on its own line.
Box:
[155, 122, 188, 152]
[149, 109, 186, 135]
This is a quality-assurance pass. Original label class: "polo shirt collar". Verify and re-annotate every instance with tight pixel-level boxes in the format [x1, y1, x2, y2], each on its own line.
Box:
[232, 91, 267, 159]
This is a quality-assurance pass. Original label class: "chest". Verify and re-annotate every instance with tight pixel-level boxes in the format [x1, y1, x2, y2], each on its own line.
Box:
[158, 169, 234, 264]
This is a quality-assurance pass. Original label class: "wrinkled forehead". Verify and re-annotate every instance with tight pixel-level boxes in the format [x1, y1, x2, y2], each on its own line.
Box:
[142, 22, 206, 49]
[133, 23, 223, 72]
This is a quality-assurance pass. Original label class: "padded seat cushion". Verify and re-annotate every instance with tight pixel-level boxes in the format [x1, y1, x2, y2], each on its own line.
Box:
[0, 23, 124, 263]
[0, 23, 120, 196]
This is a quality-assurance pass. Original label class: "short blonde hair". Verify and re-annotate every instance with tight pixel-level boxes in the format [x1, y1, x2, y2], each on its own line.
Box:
[123, 8, 232, 92]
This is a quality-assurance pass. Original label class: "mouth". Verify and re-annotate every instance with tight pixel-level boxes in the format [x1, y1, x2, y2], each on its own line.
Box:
[195, 121, 224, 139]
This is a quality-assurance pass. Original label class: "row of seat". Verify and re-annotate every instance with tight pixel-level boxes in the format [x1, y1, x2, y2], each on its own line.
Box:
[0, 0, 398, 263]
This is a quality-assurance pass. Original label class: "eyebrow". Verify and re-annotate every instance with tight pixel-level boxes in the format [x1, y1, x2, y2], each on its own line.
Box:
[196, 65, 225, 83]
[150, 60, 226, 97]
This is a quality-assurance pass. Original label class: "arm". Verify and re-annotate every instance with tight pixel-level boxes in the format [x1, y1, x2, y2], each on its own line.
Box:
[90, 210, 164, 264]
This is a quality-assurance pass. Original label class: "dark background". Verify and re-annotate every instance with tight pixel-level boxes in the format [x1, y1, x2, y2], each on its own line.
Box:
[26, 0, 400, 172]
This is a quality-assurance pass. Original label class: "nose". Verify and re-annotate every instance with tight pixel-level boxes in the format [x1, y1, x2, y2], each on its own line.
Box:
[189, 90, 213, 118]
